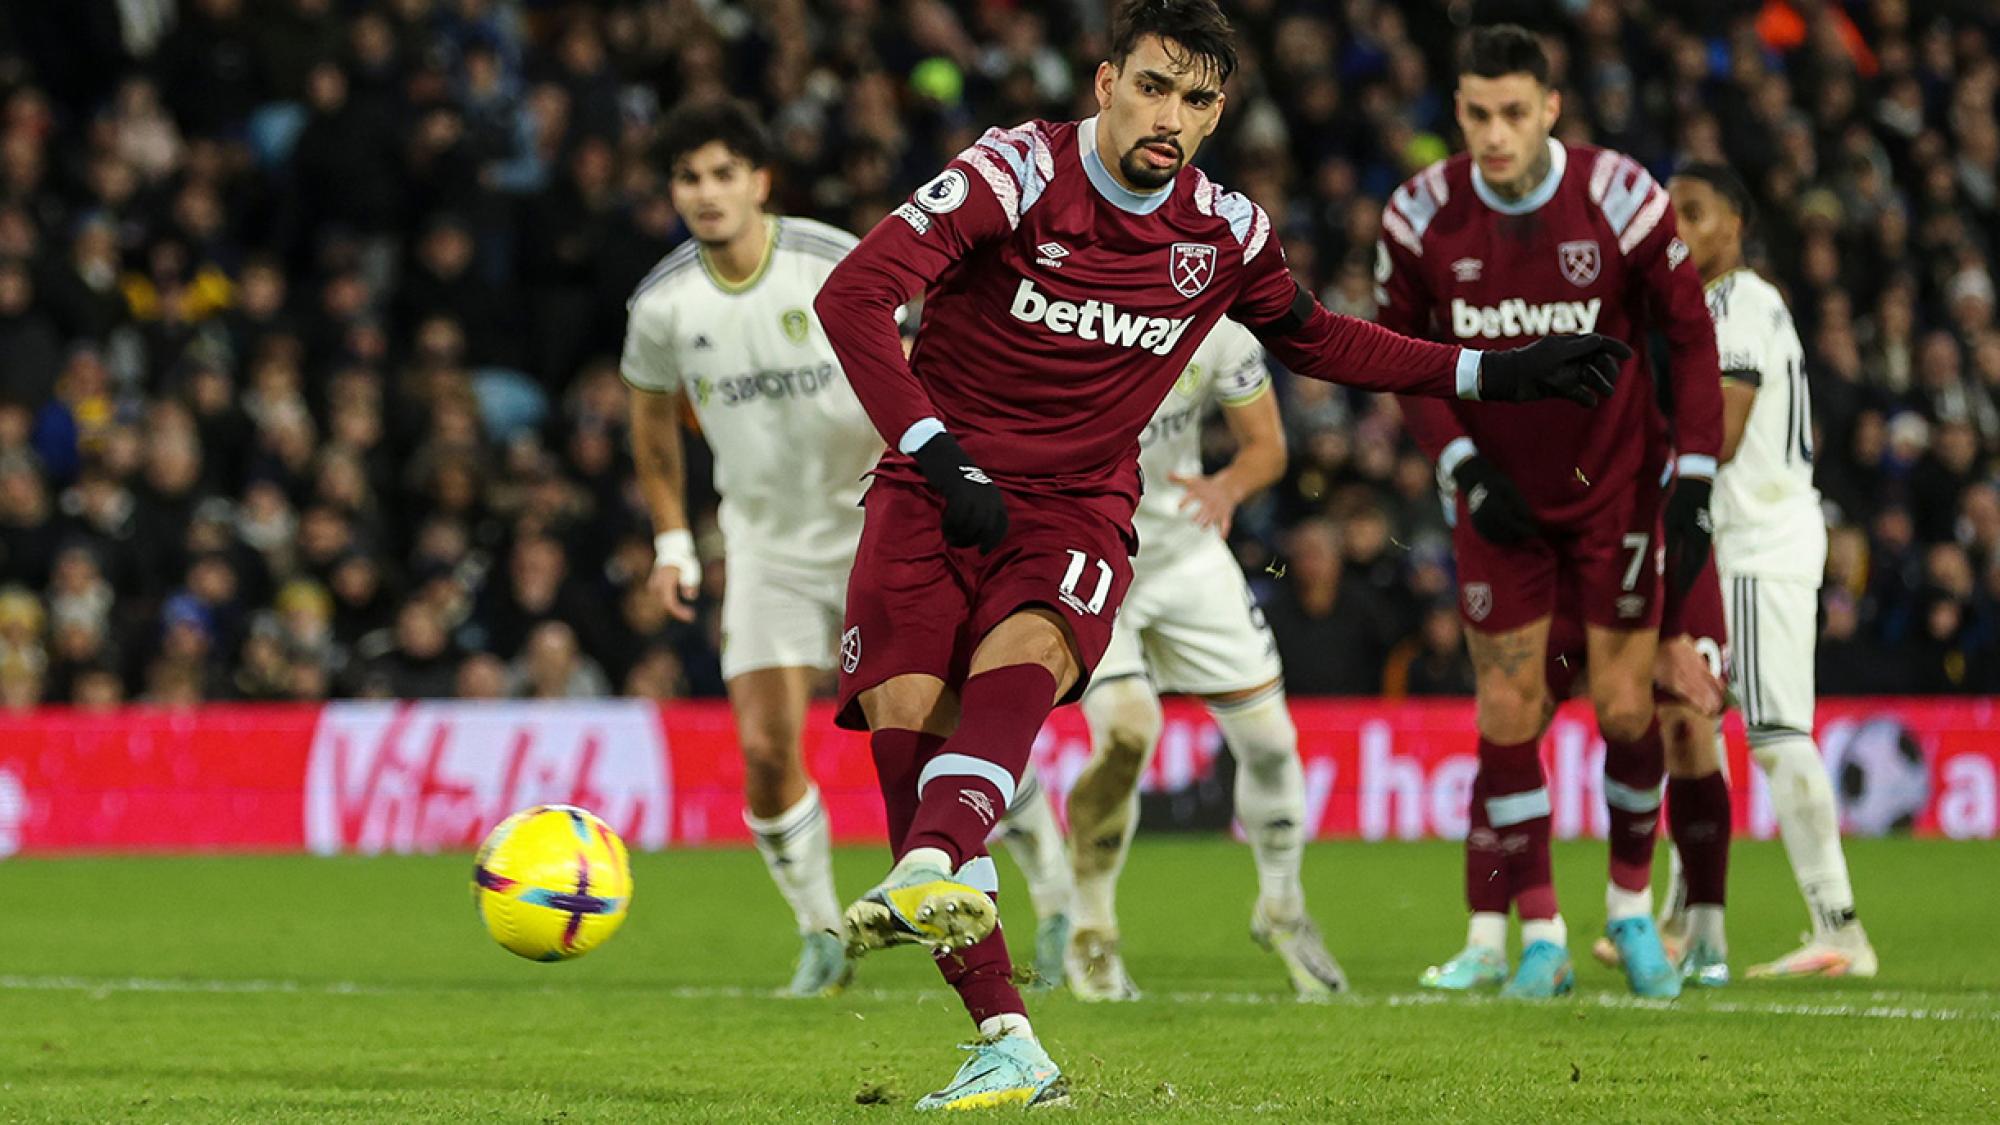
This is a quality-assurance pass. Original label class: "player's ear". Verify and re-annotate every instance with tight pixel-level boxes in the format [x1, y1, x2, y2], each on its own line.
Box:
[1203, 91, 1226, 139]
[1095, 61, 1117, 111]
[751, 165, 772, 207]
[1545, 86, 1562, 130]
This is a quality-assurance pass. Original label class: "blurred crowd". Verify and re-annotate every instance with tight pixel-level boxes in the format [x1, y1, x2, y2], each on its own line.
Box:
[0, 0, 1997, 708]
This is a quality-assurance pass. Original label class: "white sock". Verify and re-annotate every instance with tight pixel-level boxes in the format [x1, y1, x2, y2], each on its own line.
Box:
[1521, 914, 1567, 948]
[744, 785, 842, 934]
[1467, 911, 1507, 952]
[1687, 904, 1727, 954]
[1753, 730, 1859, 934]
[977, 1013, 1033, 1040]
[894, 846, 954, 879]
[1071, 677, 1162, 932]
[1212, 684, 1306, 918]
[1605, 883, 1652, 922]
[996, 768, 1073, 922]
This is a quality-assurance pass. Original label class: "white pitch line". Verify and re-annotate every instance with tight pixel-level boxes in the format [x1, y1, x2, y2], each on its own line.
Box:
[4, 975, 1995, 1024]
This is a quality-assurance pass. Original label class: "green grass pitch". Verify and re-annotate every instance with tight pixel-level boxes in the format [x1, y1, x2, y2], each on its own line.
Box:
[1, 837, 1995, 1122]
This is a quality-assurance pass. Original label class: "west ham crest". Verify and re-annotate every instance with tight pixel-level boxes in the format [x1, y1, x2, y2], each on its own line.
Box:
[1170, 242, 1217, 298]
[1558, 240, 1601, 287]
[1463, 582, 1493, 623]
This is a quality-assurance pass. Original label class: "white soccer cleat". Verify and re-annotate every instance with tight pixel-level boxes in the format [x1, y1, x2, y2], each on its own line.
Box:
[1065, 925, 1141, 1002]
[1251, 902, 1348, 999]
[1746, 925, 1878, 980]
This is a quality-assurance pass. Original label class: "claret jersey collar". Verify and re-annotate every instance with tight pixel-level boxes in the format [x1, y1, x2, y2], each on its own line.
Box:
[1080, 116, 1174, 216]
[1472, 137, 1568, 216]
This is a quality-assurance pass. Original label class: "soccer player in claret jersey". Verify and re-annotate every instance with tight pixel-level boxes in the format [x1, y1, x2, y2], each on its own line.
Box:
[620, 101, 1073, 998]
[813, 0, 1630, 1106]
[1384, 26, 1725, 1000]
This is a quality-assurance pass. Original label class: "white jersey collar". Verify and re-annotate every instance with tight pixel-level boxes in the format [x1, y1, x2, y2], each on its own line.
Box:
[1079, 116, 1173, 216]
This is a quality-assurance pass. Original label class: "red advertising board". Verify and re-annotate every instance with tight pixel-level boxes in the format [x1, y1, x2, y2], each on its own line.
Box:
[0, 698, 1992, 855]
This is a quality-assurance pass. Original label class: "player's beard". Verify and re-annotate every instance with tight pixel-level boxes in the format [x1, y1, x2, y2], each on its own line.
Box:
[1119, 137, 1184, 190]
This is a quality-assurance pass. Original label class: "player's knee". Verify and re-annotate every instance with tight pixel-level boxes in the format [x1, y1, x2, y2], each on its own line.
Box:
[738, 724, 801, 793]
[1661, 709, 1719, 776]
[858, 675, 956, 735]
[1475, 678, 1547, 743]
[1593, 686, 1654, 744]
[1085, 677, 1162, 769]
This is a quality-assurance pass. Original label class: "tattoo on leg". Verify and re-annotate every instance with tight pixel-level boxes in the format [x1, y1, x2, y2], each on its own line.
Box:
[1469, 630, 1539, 680]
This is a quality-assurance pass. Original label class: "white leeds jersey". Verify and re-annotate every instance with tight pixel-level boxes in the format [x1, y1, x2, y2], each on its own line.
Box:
[1133, 318, 1271, 560]
[622, 216, 882, 571]
[1706, 268, 1825, 582]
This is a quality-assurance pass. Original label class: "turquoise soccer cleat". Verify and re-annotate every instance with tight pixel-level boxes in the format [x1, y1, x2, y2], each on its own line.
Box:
[1418, 945, 1508, 991]
[842, 860, 997, 957]
[915, 1035, 1069, 1112]
[782, 930, 854, 997]
[1680, 938, 1731, 988]
[1501, 940, 1575, 999]
[1027, 913, 1070, 992]
[1606, 916, 1683, 999]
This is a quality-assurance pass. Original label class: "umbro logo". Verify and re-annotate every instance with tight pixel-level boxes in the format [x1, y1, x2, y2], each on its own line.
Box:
[691, 334, 713, 349]
[959, 789, 996, 825]
[959, 465, 992, 485]
[1451, 257, 1483, 282]
[1035, 241, 1069, 269]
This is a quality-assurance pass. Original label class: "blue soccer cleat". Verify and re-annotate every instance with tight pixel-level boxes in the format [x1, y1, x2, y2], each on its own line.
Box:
[1418, 945, 1508, 991]
[782, 930, 854, 997]
[1501, 939, 1575, 999]
[1027, 912, 1070, 992]
[1680, 938, 1731, 988]
[915, 1035, 1069, 1112]
[1606, 916, 1683, 999]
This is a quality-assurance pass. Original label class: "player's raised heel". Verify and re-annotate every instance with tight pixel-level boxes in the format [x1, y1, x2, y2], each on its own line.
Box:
[782, 931, 853, 997]
[1251, 904, 1348, 999]
[1066, 926, 1141, 1002]
[1026, 913, 1070, 992]
[1606, 917, 1682, 999]
[842, 864, 998, 957]
[915, 1035, 1069, 1112]
[1418, 945, 1508, 991]
[1501, 940, 1575, 999]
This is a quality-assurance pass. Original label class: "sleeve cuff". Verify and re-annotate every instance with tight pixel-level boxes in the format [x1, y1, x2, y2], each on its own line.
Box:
[1455, 349, 1483, 400]
[1437, 437, 1478, 482]
[1676, 453, 1718, 480]
[898, 417, 946, 455]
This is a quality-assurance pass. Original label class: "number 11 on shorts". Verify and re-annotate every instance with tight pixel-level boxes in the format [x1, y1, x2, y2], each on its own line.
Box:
[1060, 549, 1113, 615]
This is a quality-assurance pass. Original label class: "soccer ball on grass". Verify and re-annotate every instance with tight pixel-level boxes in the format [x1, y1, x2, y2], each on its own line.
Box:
[472, 804, 633, 961]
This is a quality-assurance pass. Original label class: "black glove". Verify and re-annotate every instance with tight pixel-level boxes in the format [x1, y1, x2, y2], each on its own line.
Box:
[1663, 475, 1713, 597]
[1477, 334, 1633, 406]
[910, 431, 1008, 553]
[1452, 455, 1539, 545]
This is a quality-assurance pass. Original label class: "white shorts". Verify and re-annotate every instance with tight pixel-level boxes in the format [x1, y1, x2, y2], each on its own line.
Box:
[1094, 532, 1282, 695]
[720, 556, 850, 681]
[1723, 572, 1816, 733]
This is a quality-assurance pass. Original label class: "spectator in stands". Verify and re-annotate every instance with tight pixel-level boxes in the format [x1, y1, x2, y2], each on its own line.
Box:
[0, 1, 1994, 702]
[1266, 518, 1401, 695]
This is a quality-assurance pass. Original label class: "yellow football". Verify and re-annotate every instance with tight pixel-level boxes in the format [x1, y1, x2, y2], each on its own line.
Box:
[472, 805, 633, 962]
